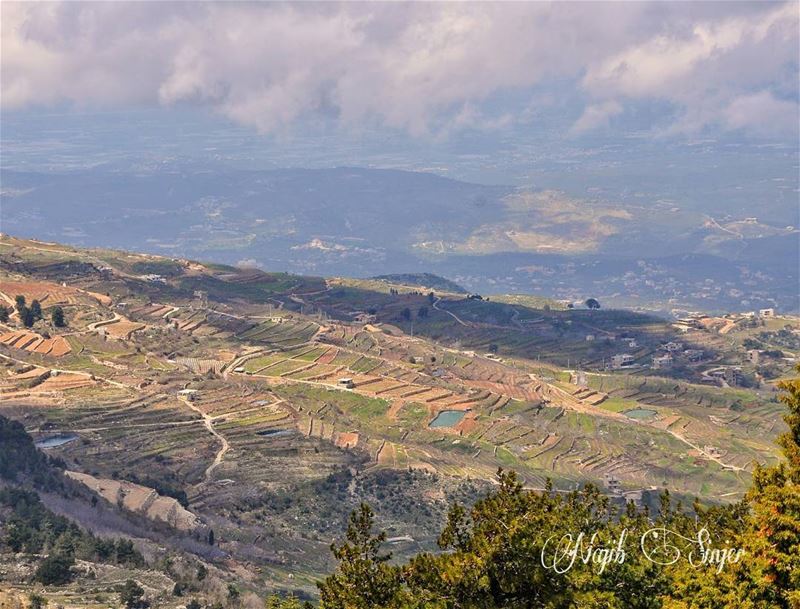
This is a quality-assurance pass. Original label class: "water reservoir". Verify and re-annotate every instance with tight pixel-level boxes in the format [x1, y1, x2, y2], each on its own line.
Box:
[429, 410, 467, 428]
[624, 408, 657, 421]
[257, 429, 294, 438]
[35, 434, 79, 449]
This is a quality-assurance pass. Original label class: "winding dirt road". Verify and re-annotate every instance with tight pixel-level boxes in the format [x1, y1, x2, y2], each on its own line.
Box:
[178, 395, 230, 483]
[432, 296, 471, 327]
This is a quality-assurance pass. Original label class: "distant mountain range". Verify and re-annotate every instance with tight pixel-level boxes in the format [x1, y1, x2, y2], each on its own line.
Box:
[2, 165, 797, 313]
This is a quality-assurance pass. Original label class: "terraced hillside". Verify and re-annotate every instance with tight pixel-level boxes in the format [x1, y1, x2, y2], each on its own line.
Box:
[0, 235, 793, 596]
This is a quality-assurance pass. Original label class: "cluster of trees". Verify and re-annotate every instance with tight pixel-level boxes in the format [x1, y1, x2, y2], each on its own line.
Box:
[0, 415, 144, 587]
[303, 368, 800, 608]
[0, 488, 144, 585]
[14, 295, 42, 328]
[0, 296, 65, 328]
[0, 415, 64, 488]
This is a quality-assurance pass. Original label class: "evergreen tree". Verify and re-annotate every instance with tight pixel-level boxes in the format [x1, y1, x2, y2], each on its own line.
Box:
[28, 593, 45, 609]
[33, 553, 74, 585]
[735, 366, 800, 608]
[29, 299, 42, 321]
[51, 306, 66, 327]
[119, 579, 145, 609]
[22, 308, 34, 327]
[318, 503, 402, 609]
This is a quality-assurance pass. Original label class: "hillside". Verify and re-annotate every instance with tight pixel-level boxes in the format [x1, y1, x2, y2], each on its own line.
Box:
[0, 235, 795, 602]
[370, 273, 467, 294]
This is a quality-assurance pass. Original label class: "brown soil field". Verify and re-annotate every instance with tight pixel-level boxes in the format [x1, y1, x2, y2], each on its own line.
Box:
[103, 319, 145, 339]
[34, 373, 95, 392]
[334, 431, 359, 449]
[0, 279, 110, 307]
[0, 331, 72, 357]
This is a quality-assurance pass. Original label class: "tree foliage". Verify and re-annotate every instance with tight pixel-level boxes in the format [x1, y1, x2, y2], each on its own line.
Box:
[51, 306, 66, 327]
[120, 579, 147, 609]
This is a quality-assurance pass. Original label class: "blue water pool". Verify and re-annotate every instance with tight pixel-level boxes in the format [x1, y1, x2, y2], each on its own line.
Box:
[429, 410, 467, 428]
[35, 434, 79, 449]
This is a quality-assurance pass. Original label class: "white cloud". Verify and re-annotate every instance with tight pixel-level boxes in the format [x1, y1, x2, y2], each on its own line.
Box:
[722, 90, 799, 137]
[570, 101, 623, 135]
[581, 2, 799, 136]
[1, 1, 797, 139]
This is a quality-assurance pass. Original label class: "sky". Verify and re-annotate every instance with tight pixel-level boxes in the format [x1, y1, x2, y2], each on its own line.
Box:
[2, 1, 798, 144]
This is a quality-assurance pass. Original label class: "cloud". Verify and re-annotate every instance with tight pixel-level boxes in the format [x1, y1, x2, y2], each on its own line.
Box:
[581, 2, 799, 136]
[722, 90, 800, 137]
[2, 2, 797, 139]
[570, 101, 623, 135]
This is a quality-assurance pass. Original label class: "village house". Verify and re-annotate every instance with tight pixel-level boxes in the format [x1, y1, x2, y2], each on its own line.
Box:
[604, 474, 623, 495]
[338, 377, 355, 389]
[724, 367, 743, 387]
[684, 349, 704, 362]
[758, 308, 776, 318]
[611, 354, 635, 369]
[177, 388, 200, 401]
[652, 354, 673, 370]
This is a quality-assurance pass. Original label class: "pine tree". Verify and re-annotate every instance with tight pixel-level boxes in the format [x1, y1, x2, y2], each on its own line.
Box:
[318, 503, 402, 609]
[119, 579, 145, 609]
[29, 299, 42, 321]
[51, 306, 66, 327]
[741, 366, 800, 607]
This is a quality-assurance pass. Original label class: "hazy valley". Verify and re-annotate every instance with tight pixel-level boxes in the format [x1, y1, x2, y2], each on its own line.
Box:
[2, 165, 797, 315]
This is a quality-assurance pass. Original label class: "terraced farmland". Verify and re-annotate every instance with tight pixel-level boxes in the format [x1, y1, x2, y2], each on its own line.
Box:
[0, 235, 792, 597]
